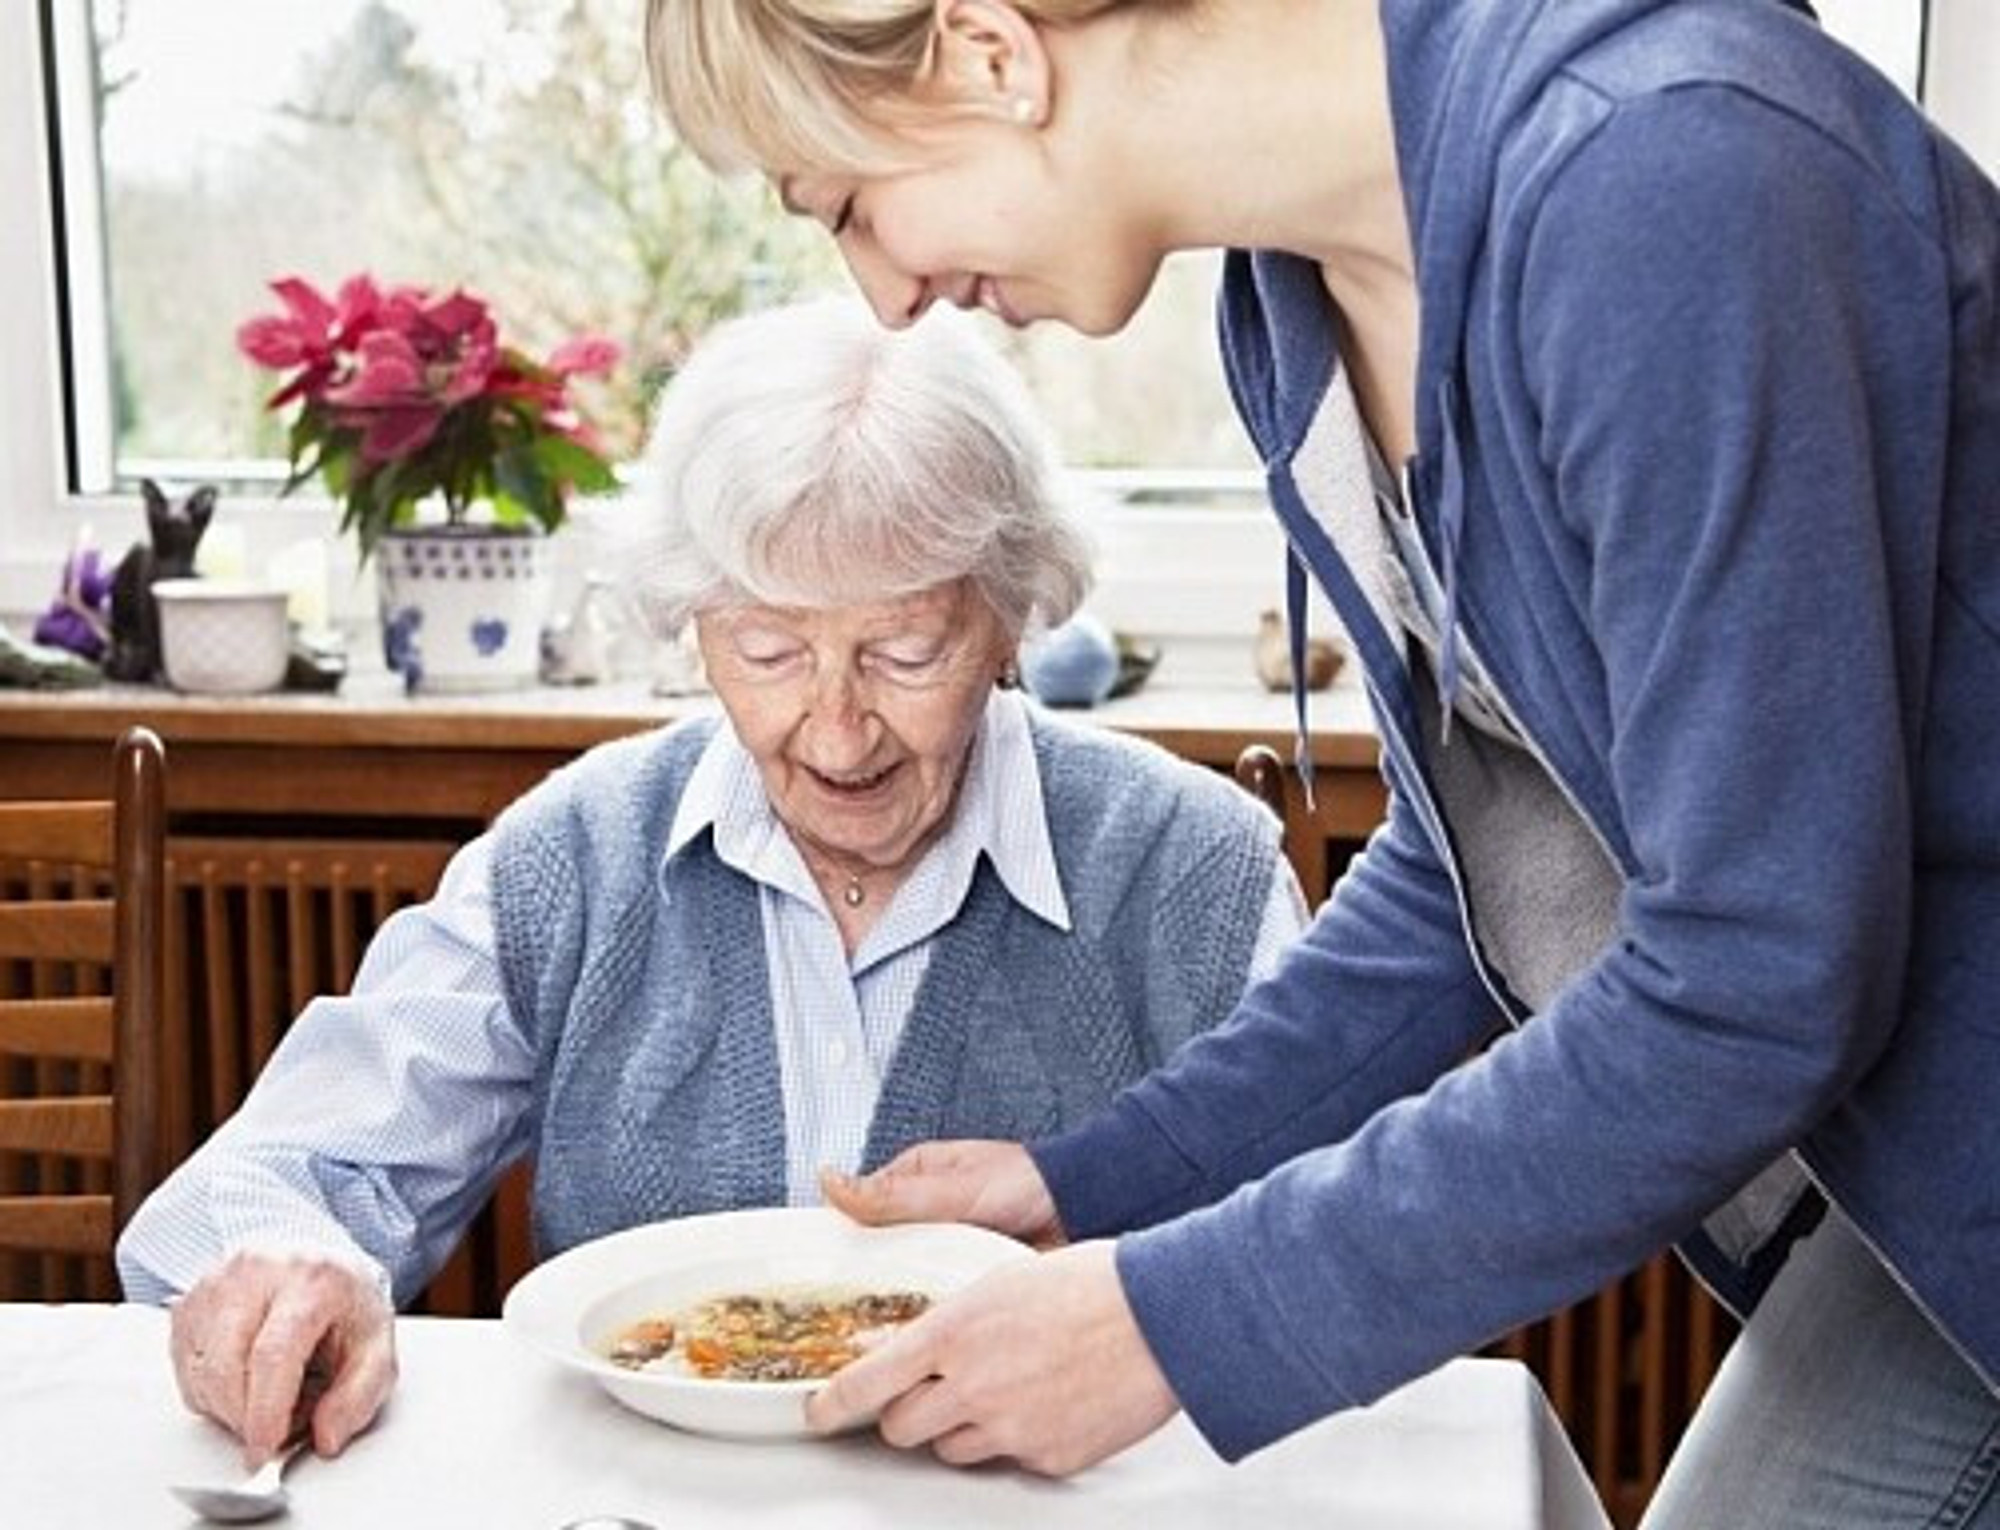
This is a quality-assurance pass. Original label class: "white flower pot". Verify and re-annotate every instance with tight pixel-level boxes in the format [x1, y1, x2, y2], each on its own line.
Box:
[153, 579, 291, 695]
[375, 527, 553, 693]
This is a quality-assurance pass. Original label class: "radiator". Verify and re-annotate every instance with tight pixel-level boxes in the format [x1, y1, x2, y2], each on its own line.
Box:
[1487, 1258, 1736, 1526]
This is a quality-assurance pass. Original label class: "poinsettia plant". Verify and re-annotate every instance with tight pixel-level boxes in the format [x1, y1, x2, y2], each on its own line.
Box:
[238, 274, 621, 560]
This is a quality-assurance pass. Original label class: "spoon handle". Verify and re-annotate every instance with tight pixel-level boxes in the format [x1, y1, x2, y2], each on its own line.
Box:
[245, 1454, 287, 1493]
[247, 1436, 307, 1490]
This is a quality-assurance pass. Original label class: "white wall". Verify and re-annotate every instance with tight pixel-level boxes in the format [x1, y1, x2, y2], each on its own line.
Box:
[1930, 0, 2000, 174]
[0, 3, 64, 582]
[1815, 0, 2000, 172]
[1816, 0, 1924, 93]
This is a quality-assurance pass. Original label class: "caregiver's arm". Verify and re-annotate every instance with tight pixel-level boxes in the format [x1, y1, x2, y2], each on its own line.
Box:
[1118, 90, 1927, 1459]
[829, 782, 1503, 1240]
[1034, 782, 1501, 1238]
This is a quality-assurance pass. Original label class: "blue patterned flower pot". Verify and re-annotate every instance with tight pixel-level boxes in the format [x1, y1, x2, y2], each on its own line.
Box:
[375, 527, 554, 693]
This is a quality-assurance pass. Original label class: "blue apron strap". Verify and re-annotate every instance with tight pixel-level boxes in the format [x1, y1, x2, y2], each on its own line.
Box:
[1287, 549, 1317, 812]
[1434, 380, 1469, 747]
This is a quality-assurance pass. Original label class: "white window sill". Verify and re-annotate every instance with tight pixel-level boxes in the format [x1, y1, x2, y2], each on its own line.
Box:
[1, 474, 1323, 652]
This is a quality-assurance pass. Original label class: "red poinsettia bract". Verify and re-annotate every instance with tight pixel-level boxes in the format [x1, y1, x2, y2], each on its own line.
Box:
[237, 273, 621, 559]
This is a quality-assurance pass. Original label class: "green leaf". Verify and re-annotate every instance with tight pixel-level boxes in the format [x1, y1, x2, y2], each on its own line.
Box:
[320, 447, 353, 497]
[493, 443, 561, 532]
[532, 433, 617, 494]
[279, 448, 324, 498]
[288, 412, 322, 464]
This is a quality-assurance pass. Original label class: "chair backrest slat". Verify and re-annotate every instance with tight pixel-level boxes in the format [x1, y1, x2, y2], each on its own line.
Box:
[0, 997, 115, 1062]
[1233, 743, 1289, 826]
[0, 1097, 115, 1158]
[0, 725, 166, 1290]
[0, 804, 115, 868]
[110, 727, 167, 1233]
[0, 900, 116, 963]
[0, 1195, 115, 1256]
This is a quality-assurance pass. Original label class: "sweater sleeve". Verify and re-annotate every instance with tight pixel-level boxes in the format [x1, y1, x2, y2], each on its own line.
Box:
[1032, 780, 1501, 1239]
[1113, 90, 1933, 1461]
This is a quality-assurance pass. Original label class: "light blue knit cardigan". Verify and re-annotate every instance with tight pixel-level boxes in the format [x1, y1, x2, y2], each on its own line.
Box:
[488, 711, 1281, 1257]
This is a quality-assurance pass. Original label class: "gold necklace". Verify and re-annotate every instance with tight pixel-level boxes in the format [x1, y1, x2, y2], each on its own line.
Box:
[802, 847, 869, 908]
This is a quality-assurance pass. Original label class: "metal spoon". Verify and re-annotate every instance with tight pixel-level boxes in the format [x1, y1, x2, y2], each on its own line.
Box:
[169, 1439, 307, 1523]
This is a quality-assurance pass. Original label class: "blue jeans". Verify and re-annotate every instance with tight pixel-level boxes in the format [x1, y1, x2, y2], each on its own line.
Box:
[1642, 1207, 2000, 1529]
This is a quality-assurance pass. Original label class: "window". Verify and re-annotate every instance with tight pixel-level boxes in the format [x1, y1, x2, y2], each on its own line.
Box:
[55, 0, 1253, 499]
[4, 1, 1971, 637]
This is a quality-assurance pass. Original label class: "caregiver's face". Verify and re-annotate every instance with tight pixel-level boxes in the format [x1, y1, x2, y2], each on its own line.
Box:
[779, 131, 1164, 338]
[773, 0, 1166, 343]
[696, 581, 1014, 872]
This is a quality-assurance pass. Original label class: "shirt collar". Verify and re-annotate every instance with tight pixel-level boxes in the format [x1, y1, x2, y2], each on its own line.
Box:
[662, 690, 1071, 935]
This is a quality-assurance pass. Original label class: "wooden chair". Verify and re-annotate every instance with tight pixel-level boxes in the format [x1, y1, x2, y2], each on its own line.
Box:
[1233, 742, 1290, 831]
[0, 726, 166, 1269]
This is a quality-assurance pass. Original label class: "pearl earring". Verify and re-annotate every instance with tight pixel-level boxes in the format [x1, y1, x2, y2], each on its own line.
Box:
[1011, 96, 1036, 125]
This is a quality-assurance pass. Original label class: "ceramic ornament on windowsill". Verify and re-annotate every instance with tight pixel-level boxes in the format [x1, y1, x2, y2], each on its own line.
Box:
[1022, 613, 1121, 708]
[1254, 607, 1344, 693]
[236, 273, 622, 694]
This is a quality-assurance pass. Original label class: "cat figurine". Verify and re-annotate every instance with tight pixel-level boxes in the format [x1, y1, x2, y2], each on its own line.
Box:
[105, 479, 216, 683]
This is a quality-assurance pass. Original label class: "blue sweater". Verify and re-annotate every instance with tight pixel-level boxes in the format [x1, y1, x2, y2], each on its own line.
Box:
[1034, 0, 2000, 1458]
[487, 713, 1281, 1259]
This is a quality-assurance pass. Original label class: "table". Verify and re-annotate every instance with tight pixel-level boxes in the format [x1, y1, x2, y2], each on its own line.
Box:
[0, 1306, 1608, 1529]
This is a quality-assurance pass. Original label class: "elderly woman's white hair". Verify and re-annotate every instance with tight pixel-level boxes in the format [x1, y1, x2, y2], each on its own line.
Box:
[624, 296, 1093, 639]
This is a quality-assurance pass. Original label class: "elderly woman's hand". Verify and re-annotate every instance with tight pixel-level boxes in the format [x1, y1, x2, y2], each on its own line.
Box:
[169, 1249, 396, 1466]
[820, 1140, 1065, 1249]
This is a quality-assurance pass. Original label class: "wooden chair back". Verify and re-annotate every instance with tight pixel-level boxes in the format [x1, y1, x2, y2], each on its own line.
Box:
[0, 727, 166, 1262]
[1233, 743, 1290, 832]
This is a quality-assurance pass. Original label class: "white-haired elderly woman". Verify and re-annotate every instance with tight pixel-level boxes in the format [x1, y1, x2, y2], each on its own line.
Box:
[117, 297, 1305, 1466]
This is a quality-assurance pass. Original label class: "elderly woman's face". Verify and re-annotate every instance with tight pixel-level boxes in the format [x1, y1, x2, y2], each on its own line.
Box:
[695, 581, 1014, 873]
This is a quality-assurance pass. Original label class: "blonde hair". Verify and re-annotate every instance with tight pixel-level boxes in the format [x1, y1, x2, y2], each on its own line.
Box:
[645, 0, 1139, 175]
[623, 296, 1092, 639]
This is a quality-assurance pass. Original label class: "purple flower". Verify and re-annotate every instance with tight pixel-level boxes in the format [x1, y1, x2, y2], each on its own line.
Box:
[33, 545, 113, 661]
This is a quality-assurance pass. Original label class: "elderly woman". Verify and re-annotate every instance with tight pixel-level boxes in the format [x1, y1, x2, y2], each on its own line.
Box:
[116, 297, 1303, 1465]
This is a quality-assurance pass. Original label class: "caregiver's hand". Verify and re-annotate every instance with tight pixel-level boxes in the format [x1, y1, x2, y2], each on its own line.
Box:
[170, 1249, 396, 1467]
[804, 1241, 1179, 1475]
[820, 1140, 1066, 1249]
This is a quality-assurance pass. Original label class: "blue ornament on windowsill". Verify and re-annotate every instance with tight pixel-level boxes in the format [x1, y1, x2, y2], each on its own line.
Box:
[1022, 613, 1121, 709]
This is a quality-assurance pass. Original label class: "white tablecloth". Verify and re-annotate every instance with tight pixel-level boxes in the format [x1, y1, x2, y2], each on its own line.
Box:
[0, 1305, 1609, 1529]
